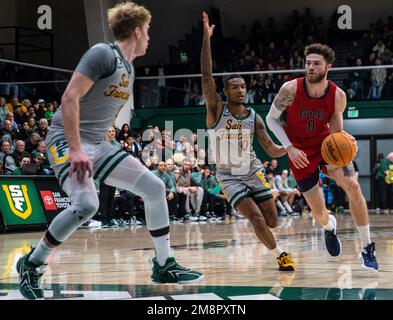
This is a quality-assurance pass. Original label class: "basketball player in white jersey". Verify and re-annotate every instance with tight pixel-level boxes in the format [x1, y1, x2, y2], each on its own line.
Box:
[201, 12, 295, 271]
[17, 2, 202, 300]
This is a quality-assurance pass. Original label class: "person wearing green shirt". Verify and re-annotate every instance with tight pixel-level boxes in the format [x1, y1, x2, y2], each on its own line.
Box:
[12, 156, 31, 175]
[153, 161, 178, 220]
[376, 152, 393, 213]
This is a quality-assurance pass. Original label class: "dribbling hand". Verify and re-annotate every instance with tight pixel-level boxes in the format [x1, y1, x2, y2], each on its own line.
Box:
[342, 131, 358, 155]
[286, 145, 309, 169]
[69, 150, 93, 184]
[202, 12, 215, 38]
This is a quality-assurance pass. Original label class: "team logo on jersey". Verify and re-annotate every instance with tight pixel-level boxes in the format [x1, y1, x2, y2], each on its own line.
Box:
[299, 108, 326, 121]
[104, 73, 130, 100]
[50, 141, 70, 164]
[2, 185, 32, 219]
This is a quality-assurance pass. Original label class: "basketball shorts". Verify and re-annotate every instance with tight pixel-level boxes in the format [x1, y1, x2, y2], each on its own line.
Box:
[289, 150, 329, 193]
[47, 136, 130, 189]
[216, 168, 273, 209]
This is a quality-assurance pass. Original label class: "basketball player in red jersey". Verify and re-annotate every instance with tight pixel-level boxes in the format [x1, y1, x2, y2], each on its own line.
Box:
[266, 43, 378, 272]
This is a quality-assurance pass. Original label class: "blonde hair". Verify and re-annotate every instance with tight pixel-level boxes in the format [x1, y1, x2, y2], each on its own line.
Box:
[107, 2, 151, 41]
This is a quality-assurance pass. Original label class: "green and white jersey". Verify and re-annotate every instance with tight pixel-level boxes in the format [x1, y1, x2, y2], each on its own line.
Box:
[208, 104, 262, 176]
[47, 42, 134, 145]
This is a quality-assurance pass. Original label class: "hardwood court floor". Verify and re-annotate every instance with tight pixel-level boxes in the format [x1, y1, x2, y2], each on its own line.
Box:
[0, 212, 393, 300]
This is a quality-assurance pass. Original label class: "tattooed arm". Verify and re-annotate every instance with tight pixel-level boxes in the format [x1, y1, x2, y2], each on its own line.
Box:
[266, 80, 309, 169]
[201, 11, 224, 129]
[255, 114, 287, 158]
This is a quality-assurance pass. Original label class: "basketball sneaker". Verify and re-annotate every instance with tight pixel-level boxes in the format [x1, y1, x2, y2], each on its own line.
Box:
[324, 214, 342, 257]
[16, 247, 46, 300]
[151, 257, 204, 284]
[359, 242, 378, 272]
[277, 252, 296, 271]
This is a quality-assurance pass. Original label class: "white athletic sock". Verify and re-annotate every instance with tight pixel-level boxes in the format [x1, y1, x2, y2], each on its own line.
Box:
[322, 218, 334, 232]
[152, 234, 171, 266]
[357, 224, 371, 248]
[276, 200, 285, 212]
[283, 201, 293, 213]
[29, 238, 53, 266]
[270, 245, 284, 257]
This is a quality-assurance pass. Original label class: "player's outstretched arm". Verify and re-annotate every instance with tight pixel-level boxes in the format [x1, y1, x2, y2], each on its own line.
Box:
[255, 114, 286, 158]
[201, 11, 223, 128]
[61, 71, 94, 182]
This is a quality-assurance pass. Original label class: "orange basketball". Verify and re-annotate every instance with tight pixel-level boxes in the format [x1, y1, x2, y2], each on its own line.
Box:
[321, 132, 357, 167]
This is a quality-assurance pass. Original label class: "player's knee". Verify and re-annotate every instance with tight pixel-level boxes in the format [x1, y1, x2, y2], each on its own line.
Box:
[250, 212, 268, 231]
[345, 180, 362, 197]
[75, 192, 99, 221]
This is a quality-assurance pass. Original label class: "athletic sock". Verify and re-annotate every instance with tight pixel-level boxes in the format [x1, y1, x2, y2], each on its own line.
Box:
[322, 217, 335, 232]
[276, 200, 285, 212]
[283, 201, 293, 213]
[152, 234, 171, 266]
[270, 245, 284, 257]
[357, 224, 371, 248]
[29, 238, 54, 266]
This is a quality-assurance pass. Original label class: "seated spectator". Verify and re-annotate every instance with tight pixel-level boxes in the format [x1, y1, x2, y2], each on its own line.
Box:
[266, 169, 287, 216]
[27, 117, 38, 132]
[117, 123, 131, 142]
[368, 58, 387, 99]
[6, 96, 26, 114]
[18, 121, 33, 141]
[31, 152, 52, 175]
[0, 140, 16, 175]
[12, 156, 31, 175]
[44, 103, 55, 124]
[347, 58, 368, 100]
[11, 140, 30, 167]
[176, 157, 204, 221]
[153, 161, 178, 221]
[24, 133, 41, 154]
[1, 119, 19, 142]
[37, 118, 49, 139]
[14, 105, 28, 125]
[269, 159, 279, 175]
[0, 112, 19, 131]
[274, 169, 301, 215]
[0, 97, 8, 121]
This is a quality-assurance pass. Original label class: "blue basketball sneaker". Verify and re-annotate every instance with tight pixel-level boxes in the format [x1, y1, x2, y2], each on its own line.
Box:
[324, 214, 342, 257]
[359, 242, 378, 272]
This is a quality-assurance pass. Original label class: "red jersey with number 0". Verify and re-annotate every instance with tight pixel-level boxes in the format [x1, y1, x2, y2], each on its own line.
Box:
[283, 77, 336, 156]
[282, 77, 337, 181]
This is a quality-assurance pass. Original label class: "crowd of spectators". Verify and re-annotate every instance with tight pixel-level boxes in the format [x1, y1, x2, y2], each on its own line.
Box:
[88, 124, 310, 229]
[0, 95, 55, 176]
[136, 9, 393, 107]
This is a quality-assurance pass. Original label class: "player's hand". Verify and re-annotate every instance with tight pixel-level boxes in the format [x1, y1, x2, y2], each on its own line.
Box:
[342, 131, 358, 155]
[69, 150, 93, 183]
[202, 12, 215, 38]
[286, 145, 309, 169]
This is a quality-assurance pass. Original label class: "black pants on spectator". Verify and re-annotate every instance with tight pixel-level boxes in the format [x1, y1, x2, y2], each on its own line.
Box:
[115, 191, 136, 221]
[177, 193, 188, 219]
[99, 183, 116, 223]
[377, 178, 391, 209]
[167, 191, 178, 218]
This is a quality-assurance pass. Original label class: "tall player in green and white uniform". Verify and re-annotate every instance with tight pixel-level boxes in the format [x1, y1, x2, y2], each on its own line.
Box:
[201, 12, 295, 271]
[17, 2, 203, 300]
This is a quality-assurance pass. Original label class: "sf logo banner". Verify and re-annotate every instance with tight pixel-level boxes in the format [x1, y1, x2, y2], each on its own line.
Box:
[2, 185, 32, 220]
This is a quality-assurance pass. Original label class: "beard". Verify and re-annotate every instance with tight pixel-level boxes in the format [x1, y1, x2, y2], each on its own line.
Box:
[306, 68, 327, 83]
